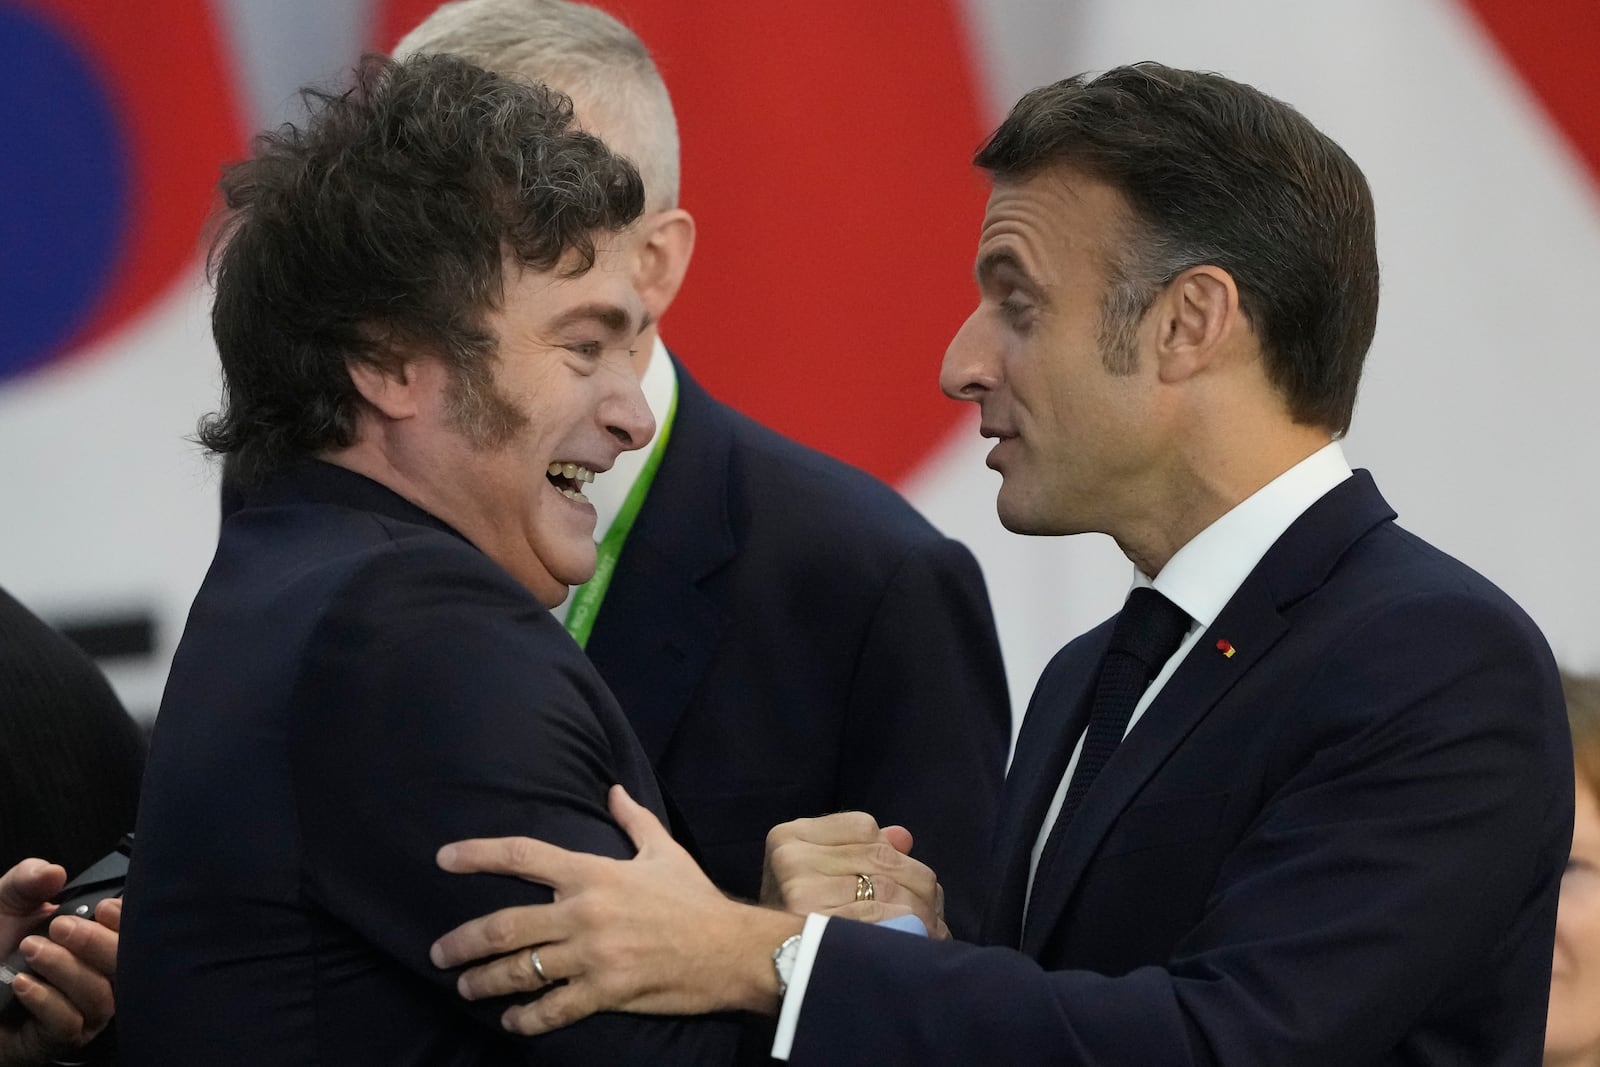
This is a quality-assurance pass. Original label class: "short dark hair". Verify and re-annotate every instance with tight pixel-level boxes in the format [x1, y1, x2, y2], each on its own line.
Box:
[975, 62, 1379, 434]
[200, 52, 645, 481]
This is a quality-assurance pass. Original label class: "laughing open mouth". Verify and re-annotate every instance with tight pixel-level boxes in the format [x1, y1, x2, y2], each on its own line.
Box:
[546, 462, 596, 502]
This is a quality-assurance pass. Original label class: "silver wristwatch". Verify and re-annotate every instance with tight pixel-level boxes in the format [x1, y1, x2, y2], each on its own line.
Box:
[772, 933, 803, 996]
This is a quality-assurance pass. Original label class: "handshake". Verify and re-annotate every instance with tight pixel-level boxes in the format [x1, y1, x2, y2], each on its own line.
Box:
[428, 786, 948, 1034]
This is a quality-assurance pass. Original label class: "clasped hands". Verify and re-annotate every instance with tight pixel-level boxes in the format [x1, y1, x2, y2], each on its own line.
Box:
[0, 859, 119, 1067]
[428, 786, 947, 1035]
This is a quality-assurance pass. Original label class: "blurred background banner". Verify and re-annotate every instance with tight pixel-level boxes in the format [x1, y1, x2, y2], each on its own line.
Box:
[2, 0, 1596, 725]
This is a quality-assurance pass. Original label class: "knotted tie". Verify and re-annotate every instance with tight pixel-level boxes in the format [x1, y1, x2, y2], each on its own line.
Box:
[1037, 587, 1192, 871]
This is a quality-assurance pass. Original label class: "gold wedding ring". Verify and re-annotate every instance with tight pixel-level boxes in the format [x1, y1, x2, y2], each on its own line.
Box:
[854, 873, 875, 902]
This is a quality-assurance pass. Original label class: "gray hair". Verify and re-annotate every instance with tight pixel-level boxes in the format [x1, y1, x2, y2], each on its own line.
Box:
[395, 0, 681, 212]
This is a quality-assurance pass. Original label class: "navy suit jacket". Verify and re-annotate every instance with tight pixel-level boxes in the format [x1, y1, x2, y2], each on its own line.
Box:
[121, 461, 740, 1066]
[585, 363, 1010, 936]
[785, 472, 1571, 1065]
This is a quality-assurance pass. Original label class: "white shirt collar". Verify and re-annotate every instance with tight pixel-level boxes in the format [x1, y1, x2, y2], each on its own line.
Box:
[1136, 441, 1353, 628]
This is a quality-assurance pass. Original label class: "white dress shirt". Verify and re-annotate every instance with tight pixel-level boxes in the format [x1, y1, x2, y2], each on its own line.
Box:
[772, 441, 1353, 1060]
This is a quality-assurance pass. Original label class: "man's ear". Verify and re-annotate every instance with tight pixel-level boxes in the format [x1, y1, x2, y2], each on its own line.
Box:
[1151, 264, 1239, 384]
[347, 354, 423, 421]
[633, 208, 696, 323]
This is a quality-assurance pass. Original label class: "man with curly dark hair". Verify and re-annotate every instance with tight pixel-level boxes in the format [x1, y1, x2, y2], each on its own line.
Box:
[118, 53, 742, 1064]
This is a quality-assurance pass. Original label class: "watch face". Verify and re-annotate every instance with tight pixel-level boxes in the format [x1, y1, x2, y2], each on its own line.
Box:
[773, 933, 803, 994]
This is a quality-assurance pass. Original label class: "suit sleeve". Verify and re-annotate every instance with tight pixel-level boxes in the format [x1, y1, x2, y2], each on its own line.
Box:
[288, 543, 740, 1064]
[837, 535, 1010, 940]
[789, 589, 1569, 1065]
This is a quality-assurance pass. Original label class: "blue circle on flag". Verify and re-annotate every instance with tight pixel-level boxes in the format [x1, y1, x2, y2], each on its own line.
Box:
[0, 7, 130, 382]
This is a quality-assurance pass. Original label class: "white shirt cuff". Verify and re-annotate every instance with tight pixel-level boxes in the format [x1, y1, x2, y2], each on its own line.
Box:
[769, 912, 830, 1060]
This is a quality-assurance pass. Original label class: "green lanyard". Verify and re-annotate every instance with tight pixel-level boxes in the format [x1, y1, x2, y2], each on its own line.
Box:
[563, 375, 679, 648]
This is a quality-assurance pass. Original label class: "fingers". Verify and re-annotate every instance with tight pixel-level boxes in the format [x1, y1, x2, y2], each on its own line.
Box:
[94, 897, 122, 933]
[455, 941, 573, 1001]
[0, 860, 65, 920]
[47, 911, 118, 977]
[501, 982, 602, 1036]
[436, 836, 583, 889]
[768, 838, 939, 903]
[431, 901, 566, 969]
[769, 835, 907, 880]
[767, 811, 884, 850]
[880, 825, 915, 855]
[17, 926, 115, 1038]
[606, 785, 673, 856]
[8, 970, 88, 1053]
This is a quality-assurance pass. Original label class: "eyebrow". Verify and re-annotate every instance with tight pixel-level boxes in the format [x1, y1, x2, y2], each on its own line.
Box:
[548, 302, 636, 336]
[975, 248, 1034, 291]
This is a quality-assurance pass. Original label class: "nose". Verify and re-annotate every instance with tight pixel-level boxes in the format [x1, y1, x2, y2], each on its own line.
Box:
[603, 361, 656, 452]
[940, 308, 997, 403]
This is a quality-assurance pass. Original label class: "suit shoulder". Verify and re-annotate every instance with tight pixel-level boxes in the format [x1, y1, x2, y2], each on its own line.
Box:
[703, 392, 949, 546]
[289, 517, 613, 747]
[1327, 520, 1551, 652]
[226, 499, 583, 674]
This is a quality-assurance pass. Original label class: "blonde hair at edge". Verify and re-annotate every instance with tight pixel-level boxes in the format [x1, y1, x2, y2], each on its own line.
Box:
[393, 0, 680, 213]
[1549, 672, 1600, 1067]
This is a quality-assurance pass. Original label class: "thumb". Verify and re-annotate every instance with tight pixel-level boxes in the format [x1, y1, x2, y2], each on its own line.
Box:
[881, 825, 915, 856]
[0, 860, 65, 918]
[608, 785, 673, 855]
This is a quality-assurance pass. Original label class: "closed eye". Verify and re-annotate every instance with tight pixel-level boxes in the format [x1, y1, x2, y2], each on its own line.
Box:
[999, 295, 1038, 332]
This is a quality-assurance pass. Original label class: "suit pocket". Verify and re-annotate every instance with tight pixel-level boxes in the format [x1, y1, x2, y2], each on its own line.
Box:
[1099, 791, 1231, 859]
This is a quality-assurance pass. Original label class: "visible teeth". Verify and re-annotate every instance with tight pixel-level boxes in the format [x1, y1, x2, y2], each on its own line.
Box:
[546, 462, 596, 482]
[559, 487, 586, 501]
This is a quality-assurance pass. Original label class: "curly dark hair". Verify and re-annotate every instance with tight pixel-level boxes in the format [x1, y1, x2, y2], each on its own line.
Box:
[199, 52, 645, 481]
[975, 62, 1379, 435]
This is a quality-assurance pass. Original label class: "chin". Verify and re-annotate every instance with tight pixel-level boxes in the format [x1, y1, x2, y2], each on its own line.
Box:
[997, 499, 1071, 537]
[547, 547, 599, 591]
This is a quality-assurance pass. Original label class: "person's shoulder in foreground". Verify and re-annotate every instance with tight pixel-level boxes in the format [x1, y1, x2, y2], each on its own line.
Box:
[0, 588, 138, 1066]
[119, 52, 742, 1066]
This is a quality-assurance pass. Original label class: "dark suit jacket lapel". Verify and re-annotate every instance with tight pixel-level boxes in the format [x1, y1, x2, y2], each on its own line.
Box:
[583, 364, 737, 763]
[1019, 471, 1397, 957]
[982, 630, 1105, 948]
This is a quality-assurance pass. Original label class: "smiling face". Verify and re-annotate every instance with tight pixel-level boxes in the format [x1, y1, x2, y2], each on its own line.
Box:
[398, 241, 654, 606]
[1548, 776, 1600, 1066]
[940, 169, 1163, 541]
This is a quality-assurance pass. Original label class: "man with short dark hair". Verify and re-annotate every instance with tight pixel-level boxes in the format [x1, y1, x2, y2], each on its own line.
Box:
[424, 63, 1571, 1065]
[119, 53, 744, 1064]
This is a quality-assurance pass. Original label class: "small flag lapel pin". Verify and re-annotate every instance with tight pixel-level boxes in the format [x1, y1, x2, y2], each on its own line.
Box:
[1216, 639, 1236, 658]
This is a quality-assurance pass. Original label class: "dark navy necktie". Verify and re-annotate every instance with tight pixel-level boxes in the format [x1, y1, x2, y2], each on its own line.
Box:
[1024, 586, 1192, 933]
[1053, 587, 1192, 832]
